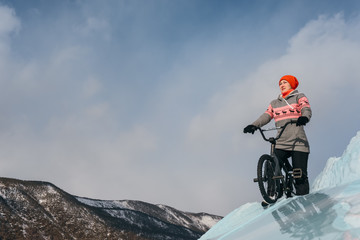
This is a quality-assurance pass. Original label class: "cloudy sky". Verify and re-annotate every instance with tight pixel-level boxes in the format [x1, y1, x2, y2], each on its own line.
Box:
[1, 0, 360, 216]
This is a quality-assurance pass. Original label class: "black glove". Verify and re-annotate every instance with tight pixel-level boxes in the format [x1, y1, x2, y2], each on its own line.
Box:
[296, 116, 309, 126]
[244, 125, 257, 134]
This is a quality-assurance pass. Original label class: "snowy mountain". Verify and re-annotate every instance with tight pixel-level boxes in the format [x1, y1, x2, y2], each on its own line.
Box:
[0, 178, 221, 240]
[76, 197, 219, 234]
[200, 131, 360, 239]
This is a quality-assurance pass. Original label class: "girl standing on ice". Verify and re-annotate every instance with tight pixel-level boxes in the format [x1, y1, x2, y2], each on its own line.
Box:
[244, 75, 312, 196]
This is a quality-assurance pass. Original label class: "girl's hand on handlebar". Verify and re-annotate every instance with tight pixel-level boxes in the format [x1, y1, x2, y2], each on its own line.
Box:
[296, 116, 309, 126]
[244, 125, 257, 134]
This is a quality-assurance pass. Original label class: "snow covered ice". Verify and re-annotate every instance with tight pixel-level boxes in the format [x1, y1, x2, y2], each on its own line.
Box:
[200, 131, 360, 240]
[312, 131, 360, 191]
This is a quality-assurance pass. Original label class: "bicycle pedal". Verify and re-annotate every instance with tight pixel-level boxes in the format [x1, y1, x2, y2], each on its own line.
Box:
[253, 178, 258, 182]
[272, 175, 284, 180]
[292, 168, 302, 178]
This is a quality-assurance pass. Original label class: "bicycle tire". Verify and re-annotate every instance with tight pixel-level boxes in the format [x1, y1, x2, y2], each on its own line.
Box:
[257, 154, 281, 203]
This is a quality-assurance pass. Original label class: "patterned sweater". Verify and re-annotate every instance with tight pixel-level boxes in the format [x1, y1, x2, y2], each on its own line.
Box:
[252, 90, 312, 153]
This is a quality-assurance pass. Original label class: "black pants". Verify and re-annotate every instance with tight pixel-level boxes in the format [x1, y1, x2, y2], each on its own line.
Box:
[274, 149, 309, 195]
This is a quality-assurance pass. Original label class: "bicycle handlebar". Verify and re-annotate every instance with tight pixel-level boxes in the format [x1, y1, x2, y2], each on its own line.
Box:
[257, 120, 297, 143]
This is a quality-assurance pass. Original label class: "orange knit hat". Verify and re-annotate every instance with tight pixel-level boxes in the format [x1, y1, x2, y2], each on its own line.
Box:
[279, 75, 299, 89]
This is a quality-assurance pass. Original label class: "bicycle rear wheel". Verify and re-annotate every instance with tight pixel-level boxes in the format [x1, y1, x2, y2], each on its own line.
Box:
[257, 154, 281, 203]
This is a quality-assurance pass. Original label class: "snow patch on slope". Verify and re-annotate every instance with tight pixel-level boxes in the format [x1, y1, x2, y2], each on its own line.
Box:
[77, 198, 126, 209]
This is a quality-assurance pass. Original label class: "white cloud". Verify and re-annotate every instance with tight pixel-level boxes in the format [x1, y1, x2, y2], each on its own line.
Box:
[82, 76, 102, 98]
[187, 13, 360, 145]
[0, 5, 20, 36]
[75, 16, 111, 41]
[0, 4, 20, 63]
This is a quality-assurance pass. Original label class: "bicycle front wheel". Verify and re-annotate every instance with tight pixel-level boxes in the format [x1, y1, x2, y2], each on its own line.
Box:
[257, 154, 281, 204]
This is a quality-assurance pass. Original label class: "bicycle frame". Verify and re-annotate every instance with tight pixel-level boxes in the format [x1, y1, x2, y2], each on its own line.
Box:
[255, 120, 301, 199]
[257, 122, 293, 175]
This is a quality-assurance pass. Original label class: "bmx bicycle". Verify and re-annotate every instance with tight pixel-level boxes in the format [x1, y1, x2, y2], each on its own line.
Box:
[253, 120, 303, 205]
